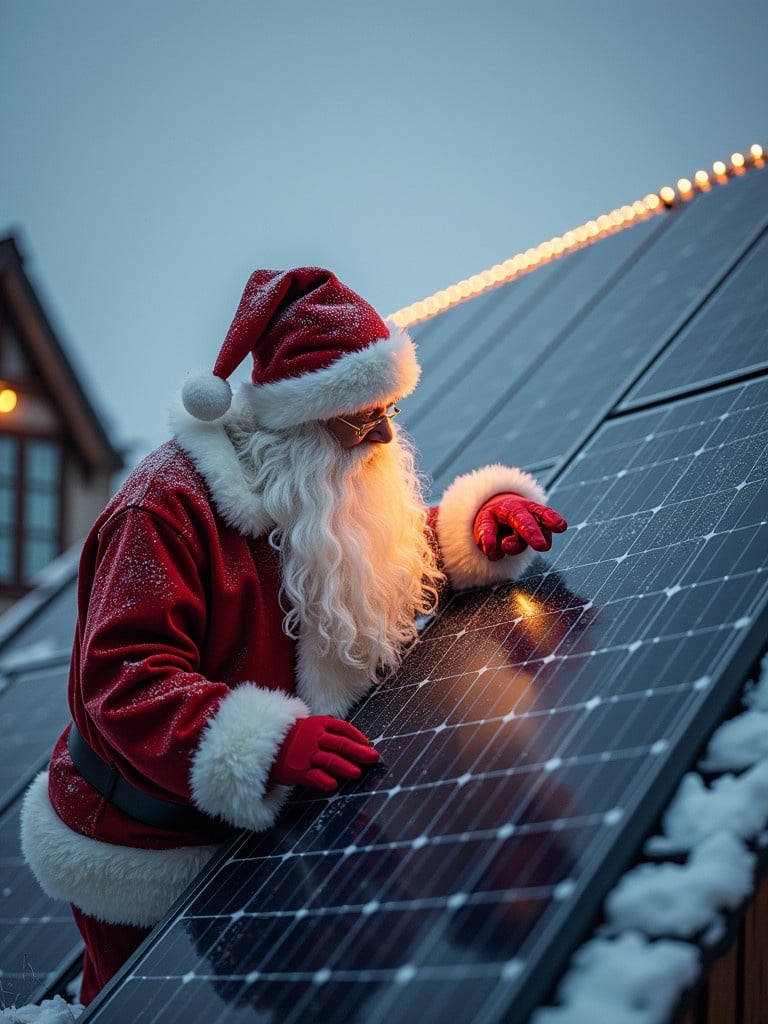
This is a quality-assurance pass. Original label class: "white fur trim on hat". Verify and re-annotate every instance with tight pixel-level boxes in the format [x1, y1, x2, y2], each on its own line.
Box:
[190, 684, 308, 830]
[436, 464, 548, 590]
[236, 321, 420, 429]
[20, 772, 221, 927]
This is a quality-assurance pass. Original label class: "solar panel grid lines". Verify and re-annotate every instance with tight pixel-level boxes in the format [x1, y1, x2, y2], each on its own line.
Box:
[81, 374, 768, 1024]
[431, 165, 768, 494]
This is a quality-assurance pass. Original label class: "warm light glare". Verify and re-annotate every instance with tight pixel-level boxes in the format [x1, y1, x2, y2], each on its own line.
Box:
[677, 178, 693, 197]
[388, 142, 766, 327]
[515, 594, 540, 618]
[0, 388, 17, 414]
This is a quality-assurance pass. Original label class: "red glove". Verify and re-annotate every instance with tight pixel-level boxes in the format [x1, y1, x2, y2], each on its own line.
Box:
[473, 492, 568, 562]
[269, 716, 380, 791]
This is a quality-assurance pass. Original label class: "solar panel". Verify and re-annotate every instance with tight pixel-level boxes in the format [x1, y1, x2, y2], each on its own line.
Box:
[81, 373, 768, 1024]
[0, 571, 83, 1005]
[407, 216, 662, 482]
[0, 801, 82, 1007]
[0, 663, 72, 813]
[428, 166, 768, 493]
[619, 227, 768, 410]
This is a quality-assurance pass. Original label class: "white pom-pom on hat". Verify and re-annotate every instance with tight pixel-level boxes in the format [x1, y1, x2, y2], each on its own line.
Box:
[181, 373, 233, 422]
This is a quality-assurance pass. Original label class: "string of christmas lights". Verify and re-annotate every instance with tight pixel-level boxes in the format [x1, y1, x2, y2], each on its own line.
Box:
[389, 143, 765, 328]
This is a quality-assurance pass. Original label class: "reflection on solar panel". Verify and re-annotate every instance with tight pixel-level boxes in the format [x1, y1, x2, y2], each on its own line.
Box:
[82, 370, 768, 1023]
[0, 569, 83, 1006]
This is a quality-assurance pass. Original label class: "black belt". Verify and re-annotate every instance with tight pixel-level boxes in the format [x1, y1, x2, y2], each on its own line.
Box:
[67, 723, 223, 834]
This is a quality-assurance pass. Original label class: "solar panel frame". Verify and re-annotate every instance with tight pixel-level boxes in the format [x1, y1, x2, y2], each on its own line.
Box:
[618, 226, 768, 411]
[79, 374, 768, 1024]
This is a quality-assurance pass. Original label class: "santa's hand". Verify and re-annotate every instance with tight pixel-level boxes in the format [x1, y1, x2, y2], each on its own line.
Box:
[269, 715, 380, 791]
[473, 493, 567, 562]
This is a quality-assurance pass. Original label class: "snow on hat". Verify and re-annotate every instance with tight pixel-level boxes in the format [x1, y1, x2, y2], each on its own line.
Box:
[181, 267, 420, 428]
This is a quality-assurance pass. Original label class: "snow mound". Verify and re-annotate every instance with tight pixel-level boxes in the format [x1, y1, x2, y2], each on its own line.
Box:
[530, 932, 700, 1024]
[605, 830, 754, 945]
[0, 996, 83, 1023]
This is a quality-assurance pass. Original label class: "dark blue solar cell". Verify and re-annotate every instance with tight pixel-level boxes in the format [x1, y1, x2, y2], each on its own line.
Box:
[408, 217, 661, 483]
[620, 227, 768, 408]
[83, 375, 768, 1024]
[0, 800, 83, 1007]
[0, 664, 72, 812]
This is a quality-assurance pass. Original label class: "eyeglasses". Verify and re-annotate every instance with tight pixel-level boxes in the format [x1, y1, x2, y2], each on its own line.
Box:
[334, 404, 401, 439]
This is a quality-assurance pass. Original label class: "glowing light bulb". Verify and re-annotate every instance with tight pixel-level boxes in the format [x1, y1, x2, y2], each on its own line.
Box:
[0, 388, 18, 414]
[731, 151, 746, 170]
[750, 143, 764, 164]
[677, 178, 693, 198]
[659, 186, 676, 206]
[694, 170, 710, 189]
[712, 160, 728, 178]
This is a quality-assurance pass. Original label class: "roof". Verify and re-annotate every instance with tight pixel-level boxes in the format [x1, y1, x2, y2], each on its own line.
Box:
[1, 144, 766, 1022]
[0, 234, 124, 473]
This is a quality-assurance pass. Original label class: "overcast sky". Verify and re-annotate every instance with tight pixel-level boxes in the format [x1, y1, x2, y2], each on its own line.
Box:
[1, 0, 766, 462]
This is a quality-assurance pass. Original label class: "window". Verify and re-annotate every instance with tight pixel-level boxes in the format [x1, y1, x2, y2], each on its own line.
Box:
[0, 435, 63, 589]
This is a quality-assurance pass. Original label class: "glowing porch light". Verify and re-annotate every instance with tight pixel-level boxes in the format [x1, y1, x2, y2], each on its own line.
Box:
[0, 387, 18, 414]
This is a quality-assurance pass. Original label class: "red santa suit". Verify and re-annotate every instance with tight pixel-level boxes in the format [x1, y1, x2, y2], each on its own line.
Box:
[19, 268, 551, 1002]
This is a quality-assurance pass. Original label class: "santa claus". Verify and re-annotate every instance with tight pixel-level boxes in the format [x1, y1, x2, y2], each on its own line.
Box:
[20, 267, 566, 1004]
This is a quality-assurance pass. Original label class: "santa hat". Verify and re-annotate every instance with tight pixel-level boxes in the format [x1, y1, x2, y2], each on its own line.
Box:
[181, 267, 420, 429]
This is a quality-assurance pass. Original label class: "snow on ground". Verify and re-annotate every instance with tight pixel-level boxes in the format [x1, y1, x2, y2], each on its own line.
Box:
[531, 651, 768, 1024]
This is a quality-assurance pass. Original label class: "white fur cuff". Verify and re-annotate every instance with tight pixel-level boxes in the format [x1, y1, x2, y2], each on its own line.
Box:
[190, 684, 309, 831]
[436, 464, 548, 590]
[21, 772, 221, 927]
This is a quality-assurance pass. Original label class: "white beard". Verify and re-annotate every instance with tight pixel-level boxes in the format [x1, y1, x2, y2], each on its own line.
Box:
[227, 418, 444, 710]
